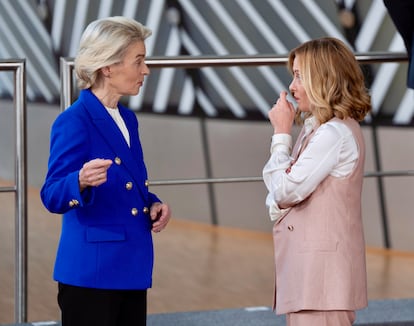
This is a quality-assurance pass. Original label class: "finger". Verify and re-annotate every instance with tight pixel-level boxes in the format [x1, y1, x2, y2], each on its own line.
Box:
[102, 159, 113, 168]
[152, 205, 170, 223]
[279, 91, 288, 102]
[287, 101, 296, 112]
[152, 218, 168, 232]
[152, 226, 162, 233]
[87, 158, 113, 169]
[97, 172, 108, 182]
[150, 205, 161, 219]
[152, 216, 165, 230]
[94, 159, 113, 170]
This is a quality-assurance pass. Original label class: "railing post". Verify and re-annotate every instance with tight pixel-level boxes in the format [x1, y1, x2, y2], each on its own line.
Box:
[14, 59, 28, 323]
[371, 124, 391, 248]
[60, 57, 75, 111]
[0, 59, 28, 323]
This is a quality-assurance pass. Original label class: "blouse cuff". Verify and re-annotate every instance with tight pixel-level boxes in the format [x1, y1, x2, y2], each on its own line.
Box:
[270, 133, 292, 154]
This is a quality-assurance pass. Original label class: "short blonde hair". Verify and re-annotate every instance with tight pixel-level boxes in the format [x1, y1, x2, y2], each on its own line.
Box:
[288, 37, 371, 124]
[75, 16, 152, 89]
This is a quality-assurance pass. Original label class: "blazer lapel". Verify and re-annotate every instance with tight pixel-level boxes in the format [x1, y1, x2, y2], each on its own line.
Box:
[80, 90, 148, 192]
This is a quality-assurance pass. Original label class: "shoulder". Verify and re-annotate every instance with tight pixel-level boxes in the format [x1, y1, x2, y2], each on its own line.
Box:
[57, 89, 100, 120]
[52, 98, 89, 132]
[56, 100, 83, 119]
[317, 119, 353, 138]
[311, 119, 355, 150]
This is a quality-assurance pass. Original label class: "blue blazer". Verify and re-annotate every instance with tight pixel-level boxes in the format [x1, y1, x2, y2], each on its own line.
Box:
[41, 89, 161, 290]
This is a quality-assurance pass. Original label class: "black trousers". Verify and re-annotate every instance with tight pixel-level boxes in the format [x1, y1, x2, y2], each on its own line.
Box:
[57, 283, 147, 326]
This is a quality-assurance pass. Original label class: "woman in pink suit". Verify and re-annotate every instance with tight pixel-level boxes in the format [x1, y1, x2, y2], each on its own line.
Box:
[263, 37, 371, 326]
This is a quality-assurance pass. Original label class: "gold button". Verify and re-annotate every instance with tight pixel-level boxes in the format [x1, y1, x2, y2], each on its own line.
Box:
[287, 225, 294, 231]
[114, 157, 121, 165]
[145, 180, 149, 187]
[69, 199, 79, 207]
[131, 208, 138, 216]
[143, 207, 149, 214]
[125, 182, 133, 190]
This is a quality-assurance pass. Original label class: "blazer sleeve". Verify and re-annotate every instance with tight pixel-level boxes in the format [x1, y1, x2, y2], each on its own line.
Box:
[148, 192, 161, 206]
[41, 109, 94, 214]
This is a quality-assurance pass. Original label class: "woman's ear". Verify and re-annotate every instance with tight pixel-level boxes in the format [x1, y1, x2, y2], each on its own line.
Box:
[101, 66, 111, 78]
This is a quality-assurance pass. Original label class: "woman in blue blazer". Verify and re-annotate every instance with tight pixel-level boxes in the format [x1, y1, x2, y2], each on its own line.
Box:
[41, 16, 171, 326]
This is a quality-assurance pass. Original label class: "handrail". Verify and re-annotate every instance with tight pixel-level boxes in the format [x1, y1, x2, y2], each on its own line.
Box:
[145, 51, 409, 67]
[61, 51, 413, 186]
[0, 59, 27, 323]
[0, 185, 17, 192]
[59, 51, 408, 111]
[148, 170, 414, 186]
[60, 51, 410, 249]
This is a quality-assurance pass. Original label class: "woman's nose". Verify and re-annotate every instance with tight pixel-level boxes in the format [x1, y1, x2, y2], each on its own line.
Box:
[289, 80, 295, 94]
[143, 63, 150, 75]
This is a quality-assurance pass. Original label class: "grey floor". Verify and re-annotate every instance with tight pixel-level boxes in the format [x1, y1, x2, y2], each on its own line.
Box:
[3, 298, 414, 326]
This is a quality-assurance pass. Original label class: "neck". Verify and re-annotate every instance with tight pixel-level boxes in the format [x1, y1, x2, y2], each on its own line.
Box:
[91, 88, 119, 109]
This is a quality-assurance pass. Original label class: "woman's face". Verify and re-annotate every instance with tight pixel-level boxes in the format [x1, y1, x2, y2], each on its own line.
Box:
[289, 56, 311, 112]
[107, 41, 150, 96]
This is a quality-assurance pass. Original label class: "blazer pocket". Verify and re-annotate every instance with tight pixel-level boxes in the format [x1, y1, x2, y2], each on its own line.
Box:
[87, 225, 126, 242]
[299, 240, 338, 252]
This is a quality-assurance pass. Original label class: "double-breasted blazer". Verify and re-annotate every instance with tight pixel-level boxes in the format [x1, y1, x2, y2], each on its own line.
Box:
[41, 89, 161, 290]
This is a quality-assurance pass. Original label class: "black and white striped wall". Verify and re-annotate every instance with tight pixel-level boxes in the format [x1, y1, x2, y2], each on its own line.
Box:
[0, 0, 411, 124]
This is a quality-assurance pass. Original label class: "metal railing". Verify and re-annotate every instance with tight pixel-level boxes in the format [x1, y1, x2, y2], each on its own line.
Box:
[60, 51, 408, 111]
[60, 51, 410, 246]
[3, 52, 410, 323]
[0, 59, 27, 323]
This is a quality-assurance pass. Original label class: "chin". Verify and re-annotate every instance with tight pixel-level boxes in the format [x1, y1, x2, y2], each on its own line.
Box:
[128, 88, 140, 96]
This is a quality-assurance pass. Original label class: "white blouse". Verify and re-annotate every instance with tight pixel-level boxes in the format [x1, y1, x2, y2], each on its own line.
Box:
[105, 106, 130, 147]
[262, 116, 359, 221]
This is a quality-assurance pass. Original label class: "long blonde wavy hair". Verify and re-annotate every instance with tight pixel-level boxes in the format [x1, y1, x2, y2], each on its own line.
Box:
[288, 37, 371, 124]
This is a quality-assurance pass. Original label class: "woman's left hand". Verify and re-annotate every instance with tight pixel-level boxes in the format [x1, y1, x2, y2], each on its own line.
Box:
[150, 202, 171, 233]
